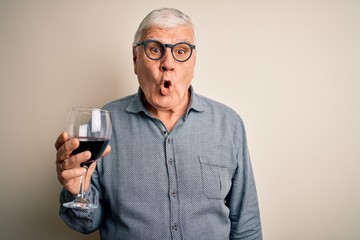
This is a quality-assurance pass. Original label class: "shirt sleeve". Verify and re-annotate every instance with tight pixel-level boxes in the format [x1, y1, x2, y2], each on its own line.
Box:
[58, 174, 103, 234]
[227, 117, 263, 240]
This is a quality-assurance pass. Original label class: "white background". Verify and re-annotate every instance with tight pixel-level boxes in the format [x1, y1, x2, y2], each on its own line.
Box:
[0, 0, 359, 239]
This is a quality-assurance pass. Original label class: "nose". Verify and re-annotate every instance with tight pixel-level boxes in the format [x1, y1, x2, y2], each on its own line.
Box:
[160, 49, 175, 71]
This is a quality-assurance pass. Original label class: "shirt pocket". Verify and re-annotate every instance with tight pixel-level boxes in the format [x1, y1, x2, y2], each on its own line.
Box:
[199, 156, 232, 200]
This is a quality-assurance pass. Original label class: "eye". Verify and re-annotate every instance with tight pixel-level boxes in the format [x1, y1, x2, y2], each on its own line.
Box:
[174, 44, 190, 56]
[146, 41, 164, 57]
[176, 49, 186, 55]
[149, 46, 162, 54]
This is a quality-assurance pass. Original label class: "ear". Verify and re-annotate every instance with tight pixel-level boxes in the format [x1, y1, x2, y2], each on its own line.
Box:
[132, 46, 138, 75]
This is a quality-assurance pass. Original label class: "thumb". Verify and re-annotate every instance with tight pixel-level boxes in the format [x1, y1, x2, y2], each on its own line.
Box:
[85, 161, 97, 180]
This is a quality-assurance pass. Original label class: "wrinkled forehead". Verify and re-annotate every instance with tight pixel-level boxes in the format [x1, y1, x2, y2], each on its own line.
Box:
[140, 25, 196, 43]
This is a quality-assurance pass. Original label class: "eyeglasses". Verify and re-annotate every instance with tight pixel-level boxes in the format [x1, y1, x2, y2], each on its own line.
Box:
[135, 40, 196, 62]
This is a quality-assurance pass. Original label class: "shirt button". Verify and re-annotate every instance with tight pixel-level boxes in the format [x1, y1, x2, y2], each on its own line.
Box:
[172, 223, 178, 231]
[168, 158, 173, 165]
[167, 138, 172, 144]
[171, 191, 176, 197]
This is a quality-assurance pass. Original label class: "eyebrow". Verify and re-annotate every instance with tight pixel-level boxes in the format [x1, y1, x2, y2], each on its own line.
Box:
[142, 38, 194, 44]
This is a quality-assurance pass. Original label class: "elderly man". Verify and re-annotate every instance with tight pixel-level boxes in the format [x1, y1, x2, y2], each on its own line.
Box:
[55, 8, 262, 239]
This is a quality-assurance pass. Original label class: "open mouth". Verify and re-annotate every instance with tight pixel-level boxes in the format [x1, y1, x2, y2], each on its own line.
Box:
[160, 80, 172, 95]
[163, 80, 171, 88]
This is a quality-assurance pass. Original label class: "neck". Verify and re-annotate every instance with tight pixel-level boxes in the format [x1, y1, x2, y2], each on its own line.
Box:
[145, 91, 190, 132]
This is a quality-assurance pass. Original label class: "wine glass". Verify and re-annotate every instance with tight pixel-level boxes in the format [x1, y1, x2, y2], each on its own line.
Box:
[63, 107, 112, 209]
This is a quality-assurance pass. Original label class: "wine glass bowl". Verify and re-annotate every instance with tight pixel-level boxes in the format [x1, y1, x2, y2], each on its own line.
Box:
[63, 107, 112, 209]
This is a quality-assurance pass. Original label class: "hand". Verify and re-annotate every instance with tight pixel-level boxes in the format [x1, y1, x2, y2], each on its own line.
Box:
[55, 132, 111, 195]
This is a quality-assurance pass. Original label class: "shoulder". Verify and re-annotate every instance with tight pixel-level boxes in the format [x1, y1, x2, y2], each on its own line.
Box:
[102, 93, 136, 112]
[194, 92, 243, 122]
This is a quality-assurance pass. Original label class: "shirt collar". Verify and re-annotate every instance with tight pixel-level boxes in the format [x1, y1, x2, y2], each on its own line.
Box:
[126, 86, 205, 115]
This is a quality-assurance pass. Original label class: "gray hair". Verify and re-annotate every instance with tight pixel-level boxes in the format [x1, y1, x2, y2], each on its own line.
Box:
[133, 8, 196, 45]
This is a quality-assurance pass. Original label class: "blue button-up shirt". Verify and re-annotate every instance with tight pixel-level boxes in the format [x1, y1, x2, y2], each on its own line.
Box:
[60, 87, 262, 239]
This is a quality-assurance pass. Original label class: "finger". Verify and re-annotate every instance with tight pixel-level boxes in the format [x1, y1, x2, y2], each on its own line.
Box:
[54, 132, 68, 150]
[56, 138, 79, 164]
[59, 162, 97, 194]
[83, 162, 97, 189]
[59, 150, 91, 171]
[100, 145, 111, 158]
[58, 167, 87, 184]
[86, 161, 97, 176]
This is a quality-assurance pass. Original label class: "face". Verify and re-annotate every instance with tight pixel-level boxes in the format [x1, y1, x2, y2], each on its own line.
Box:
[133, 25, 196, 113]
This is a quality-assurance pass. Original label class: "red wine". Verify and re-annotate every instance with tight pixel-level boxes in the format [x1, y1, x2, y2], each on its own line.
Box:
[72, 137, 109, 168]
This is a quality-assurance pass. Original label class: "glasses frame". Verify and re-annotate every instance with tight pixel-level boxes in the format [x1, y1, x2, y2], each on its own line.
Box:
[135, 39, 196, 62]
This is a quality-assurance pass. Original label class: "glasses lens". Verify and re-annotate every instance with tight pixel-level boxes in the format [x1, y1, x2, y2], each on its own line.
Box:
[173, 43, 192, 62]
[145, 41, 164, 60]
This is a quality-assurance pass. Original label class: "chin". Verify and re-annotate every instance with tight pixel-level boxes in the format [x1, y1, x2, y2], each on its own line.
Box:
[154, 102, 174, 110]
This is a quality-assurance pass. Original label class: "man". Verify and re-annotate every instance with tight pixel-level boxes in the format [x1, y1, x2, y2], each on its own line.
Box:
[55, 8, 262, 239]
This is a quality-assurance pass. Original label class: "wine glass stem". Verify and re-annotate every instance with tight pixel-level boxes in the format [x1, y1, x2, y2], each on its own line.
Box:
[78, 167, 88, 199]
